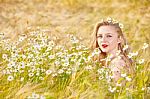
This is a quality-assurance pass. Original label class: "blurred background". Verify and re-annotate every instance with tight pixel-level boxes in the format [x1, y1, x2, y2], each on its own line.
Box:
[0, 0, 150, 56]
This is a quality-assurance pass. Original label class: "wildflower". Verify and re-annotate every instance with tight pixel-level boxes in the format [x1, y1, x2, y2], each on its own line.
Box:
[54, 60, 60, 65]
[78, 52, 83, 55]
[58, 69, 64, 74]
[107, 17, 113, 23]
[85, 65, 92, 70]
[107, 54, 113, 61]
[127, 54, 132, 58]
[18, 35, 26, 42]
[88, 56, 92, 61]
[40, 95, 46, 99]
[43, 53, 47, 57]
[46, 46, 52, 51]
[36, 68, 40, 71]
[108, 86, 116, 93]
[48, 55, 55, 59]
[123, 45, 129, 51]
[100, 19, 104, 23]
[147, 87, 150, 91]
[142, 43, 149, 49]
[119, 23, 124, 28]
[2, 54, 7, 59]
[126, 88, 129, 91]
[7, 75, 14, 81]
[52, 36, 57, 40]
[94, 48, 101, 55]
[126, 76, 132, 81]
[116, 90, 119, 92]
[55, 45, 63, 50]
[127, 51, 138, 58]
[116, 83, 122, 87]
[2, 70, 6, 74]
[28, 73, 34, 77]
[99, 76, 104, 80]
[112, 19, 118, 23]
[22, 55, 26, 59]
[66, 70, 72, 75]
[52, 73, 57, 77]
[109, 75, 114, 79]
[133, 51, 138, 56]
[6, 69, 11, 74]
[46, 70, 52, 75]
[142, 87, 145, 91]
[20, 62, 25, 68]
[41, 68, 45, 72]
[9, 69, 13, 73]
[33, 44, 41, 50]
[97, 68, 104, 74]
[32, 92, 40, 98]
[121, 73, 127, 77]
[19, 70, 24, 73]
[28, 54, 34, 59]
[31, 68, 36, 72]
[39, 77, 44, 80]
[63, 62, 69, 67]
[138, 59, 145, 64]
[27, 96, 32, 99]
[70, 58, 76, 63]
[0, 32, 4, 36]
[10, 69, 18, 73]
[7, 62, 16, 68]
[70, 36, 79, 44]
[36, 72, 40, 76]
[20, 77, 24, 81]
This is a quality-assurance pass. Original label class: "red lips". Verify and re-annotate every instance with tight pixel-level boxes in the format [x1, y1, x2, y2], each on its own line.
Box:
[102, 44, 108, 48]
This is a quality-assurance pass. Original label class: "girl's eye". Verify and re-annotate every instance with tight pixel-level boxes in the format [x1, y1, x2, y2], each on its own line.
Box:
[107, 35, 112, 37]
[97, 35, 102, 38]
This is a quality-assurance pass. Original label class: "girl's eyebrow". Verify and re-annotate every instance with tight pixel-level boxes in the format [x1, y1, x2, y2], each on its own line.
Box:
[106, 33, 112, 35]
[97, 33, 112, 35]
[97, 34, 102, 36]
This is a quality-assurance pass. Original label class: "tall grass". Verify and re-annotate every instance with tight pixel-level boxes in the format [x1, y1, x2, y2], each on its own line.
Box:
[0, 0, 150, 98]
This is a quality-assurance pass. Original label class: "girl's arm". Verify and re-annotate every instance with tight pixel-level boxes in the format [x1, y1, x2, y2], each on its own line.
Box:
[110, 58, 126, 81]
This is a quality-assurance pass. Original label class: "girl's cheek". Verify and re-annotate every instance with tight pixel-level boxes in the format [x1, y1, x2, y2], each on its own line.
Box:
[108, 38, 116, 43]
[108, 39, 114, 43]
[97, 39, 102, 43]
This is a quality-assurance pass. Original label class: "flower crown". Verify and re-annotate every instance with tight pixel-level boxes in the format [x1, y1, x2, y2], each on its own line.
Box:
[100, 17, 124, 29]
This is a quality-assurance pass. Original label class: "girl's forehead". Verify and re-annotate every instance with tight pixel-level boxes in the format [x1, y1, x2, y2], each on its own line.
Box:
[97, 26, 118, 35]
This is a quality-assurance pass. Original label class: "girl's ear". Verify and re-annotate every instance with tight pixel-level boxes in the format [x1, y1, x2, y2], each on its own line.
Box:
[117, 36, 123, 44]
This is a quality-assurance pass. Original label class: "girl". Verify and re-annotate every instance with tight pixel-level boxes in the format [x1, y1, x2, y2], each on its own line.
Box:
[91, 18, 134, 81]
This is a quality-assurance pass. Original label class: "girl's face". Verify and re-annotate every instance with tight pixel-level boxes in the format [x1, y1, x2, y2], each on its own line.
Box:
[97, 26, 121, 54]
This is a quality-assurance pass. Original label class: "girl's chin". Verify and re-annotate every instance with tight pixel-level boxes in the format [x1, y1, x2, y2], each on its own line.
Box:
[100, 47, 110, 53]
[101, 49, 109, 53]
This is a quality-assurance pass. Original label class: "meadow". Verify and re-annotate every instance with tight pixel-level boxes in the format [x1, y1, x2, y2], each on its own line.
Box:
[0, 0, 150, 99]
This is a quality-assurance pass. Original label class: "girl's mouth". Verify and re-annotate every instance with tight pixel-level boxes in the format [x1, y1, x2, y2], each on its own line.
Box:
[102, 44, 108, 48]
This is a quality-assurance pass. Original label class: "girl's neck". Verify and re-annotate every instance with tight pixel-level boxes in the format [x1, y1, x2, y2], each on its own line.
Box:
[104, 49, 121, 67]
[106, 49, 120, 60]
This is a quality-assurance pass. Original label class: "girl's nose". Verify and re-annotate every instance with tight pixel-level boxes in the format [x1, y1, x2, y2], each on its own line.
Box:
[101, 36, 106, 42]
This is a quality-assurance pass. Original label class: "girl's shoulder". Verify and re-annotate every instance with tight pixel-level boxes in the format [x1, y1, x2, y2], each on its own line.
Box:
[110, 55, 126, 69]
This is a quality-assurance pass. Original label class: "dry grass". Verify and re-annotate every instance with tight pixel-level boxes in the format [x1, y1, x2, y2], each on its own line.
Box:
[0, 0, 150, 98]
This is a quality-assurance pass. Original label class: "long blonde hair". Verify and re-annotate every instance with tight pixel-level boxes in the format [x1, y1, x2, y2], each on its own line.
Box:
[90, 19, 134, 73]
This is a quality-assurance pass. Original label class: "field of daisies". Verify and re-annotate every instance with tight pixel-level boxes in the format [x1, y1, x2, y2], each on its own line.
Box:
[0, 0, 150, 99]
